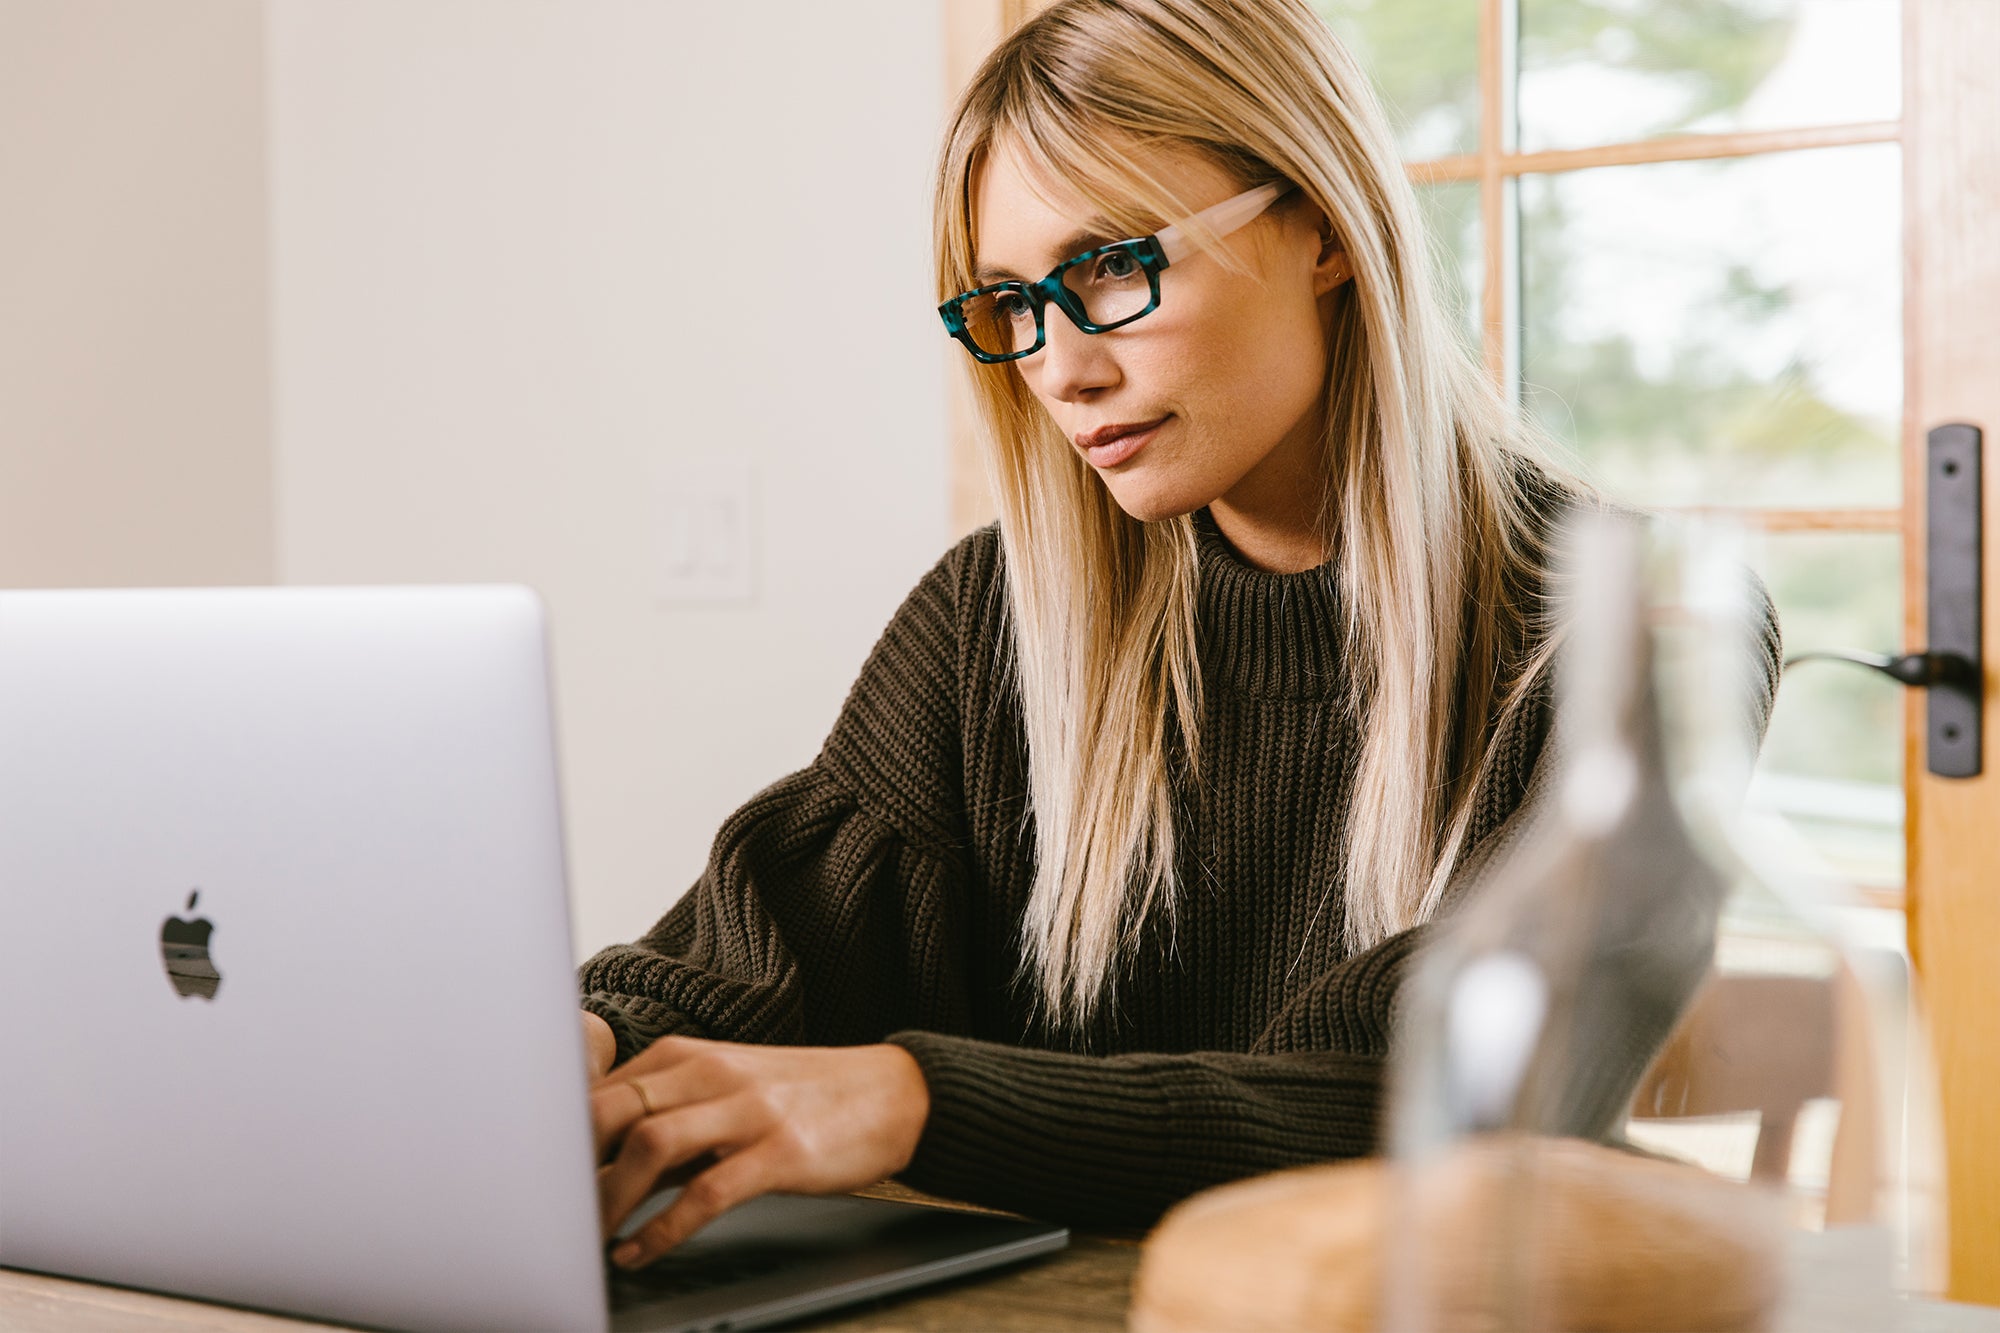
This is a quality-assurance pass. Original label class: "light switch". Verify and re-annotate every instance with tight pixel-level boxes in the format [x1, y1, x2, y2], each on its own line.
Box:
[656, 458, 756, 604]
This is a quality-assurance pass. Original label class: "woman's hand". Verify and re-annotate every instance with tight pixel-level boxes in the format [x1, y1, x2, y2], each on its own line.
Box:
[588, 1036, 931, 1269]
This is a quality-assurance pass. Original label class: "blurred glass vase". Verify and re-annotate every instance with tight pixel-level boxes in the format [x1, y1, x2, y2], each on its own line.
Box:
[1382, 510, 1914, 1332]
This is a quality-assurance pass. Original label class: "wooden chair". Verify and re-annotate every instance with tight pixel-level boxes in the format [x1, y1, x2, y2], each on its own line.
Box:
[1627, 963, 1886, 1225]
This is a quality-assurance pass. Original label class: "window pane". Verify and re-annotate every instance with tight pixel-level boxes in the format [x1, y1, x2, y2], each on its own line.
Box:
[1518, 0, 1901, 153]
[1748, 531, 1903, 894]
[1416, 179, 1482, 350]
[1314, 0, 1479, 160]
[1520, 144, 1901, 509]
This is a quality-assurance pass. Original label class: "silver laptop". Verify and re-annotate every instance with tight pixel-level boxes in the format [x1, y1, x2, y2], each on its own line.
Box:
[0, 585, 1066, 1333]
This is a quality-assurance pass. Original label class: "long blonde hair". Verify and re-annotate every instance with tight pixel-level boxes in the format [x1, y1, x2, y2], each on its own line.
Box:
[936, 0, 1573, 1031]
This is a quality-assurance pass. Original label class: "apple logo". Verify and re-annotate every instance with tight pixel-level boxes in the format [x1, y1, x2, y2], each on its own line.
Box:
[160, 889, 222, 1000]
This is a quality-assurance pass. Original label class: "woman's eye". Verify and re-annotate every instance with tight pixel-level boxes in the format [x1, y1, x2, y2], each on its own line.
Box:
[996, 292, 1034, 321]
[1094, 250, 1139, 281]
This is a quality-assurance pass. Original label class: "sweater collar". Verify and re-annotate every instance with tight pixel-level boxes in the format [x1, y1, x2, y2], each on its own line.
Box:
[1191, 507, 1346, 699]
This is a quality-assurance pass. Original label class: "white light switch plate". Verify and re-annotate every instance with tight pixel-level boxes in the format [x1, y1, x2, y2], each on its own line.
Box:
[655, 457, 756, 604]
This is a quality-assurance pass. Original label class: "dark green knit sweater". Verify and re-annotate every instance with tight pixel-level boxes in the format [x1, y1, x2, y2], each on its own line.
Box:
[577, 505, 1779, 1228]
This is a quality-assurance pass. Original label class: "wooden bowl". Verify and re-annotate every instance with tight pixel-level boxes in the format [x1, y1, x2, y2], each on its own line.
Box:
[1129, 1134, 1786, 1332]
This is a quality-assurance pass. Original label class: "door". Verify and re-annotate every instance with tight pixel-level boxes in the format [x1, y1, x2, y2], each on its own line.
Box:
[1906, 0, 1999, 1304]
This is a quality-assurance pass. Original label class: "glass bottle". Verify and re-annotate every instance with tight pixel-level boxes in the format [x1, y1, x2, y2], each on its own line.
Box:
[1381, 509, 1925, 1331]
[1639, 514, 1941, 1307]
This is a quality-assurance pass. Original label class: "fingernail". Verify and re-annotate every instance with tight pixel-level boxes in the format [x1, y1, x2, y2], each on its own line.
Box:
[611, 1242, 643, 1268]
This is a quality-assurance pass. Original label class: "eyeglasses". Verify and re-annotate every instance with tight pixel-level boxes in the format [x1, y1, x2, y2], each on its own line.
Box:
[940, 181, 1295, 364]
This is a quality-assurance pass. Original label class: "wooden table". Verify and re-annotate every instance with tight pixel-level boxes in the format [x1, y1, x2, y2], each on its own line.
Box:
[4, 1187, 1997, 1332]
[0, 1239, 1134, 1333]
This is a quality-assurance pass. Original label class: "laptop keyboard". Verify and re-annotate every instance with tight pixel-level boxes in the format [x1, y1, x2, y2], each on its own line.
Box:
[605, 1244, 802, 1304]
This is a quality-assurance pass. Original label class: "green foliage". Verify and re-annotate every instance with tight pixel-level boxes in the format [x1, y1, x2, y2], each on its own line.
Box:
[1516, 167, 1901, 791]
[1314, 0, 1480, 156]
[1517, 176, 1896, 508]
[1518, 0, 1796, 132]
[1313, 0, 1798, 155]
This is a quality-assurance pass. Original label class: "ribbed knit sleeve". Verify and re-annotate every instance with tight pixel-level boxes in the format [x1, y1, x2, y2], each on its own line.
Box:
[885, 925, 1427, 1227]
[576, 539, 977, 1067]
[873, 671, 1529, 1228]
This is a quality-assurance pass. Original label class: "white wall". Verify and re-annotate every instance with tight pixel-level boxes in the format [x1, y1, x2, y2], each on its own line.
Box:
[1, 0, 951, 962]
[0, 0, 273, 587]
[264, 2, 952, 960]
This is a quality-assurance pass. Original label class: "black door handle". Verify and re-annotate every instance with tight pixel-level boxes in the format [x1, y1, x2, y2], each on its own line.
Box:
[1781, 423, 1983, 779]
[1784, 649, 1977, 690]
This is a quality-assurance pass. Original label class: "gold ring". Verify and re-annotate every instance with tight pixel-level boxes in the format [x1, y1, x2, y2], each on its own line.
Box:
[627, 1079, 659, 1117]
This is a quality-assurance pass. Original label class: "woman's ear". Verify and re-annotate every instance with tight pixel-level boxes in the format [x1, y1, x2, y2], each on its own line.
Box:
[1302, 203, 1351, 295]
[1314, 243, 1351, 296]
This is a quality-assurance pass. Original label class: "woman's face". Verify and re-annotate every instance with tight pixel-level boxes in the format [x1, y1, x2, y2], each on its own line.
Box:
[970, 136, 1350, 530]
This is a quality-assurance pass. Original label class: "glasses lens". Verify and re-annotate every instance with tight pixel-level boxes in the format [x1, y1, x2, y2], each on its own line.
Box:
[1062, 246, 1153, 327]
[958, 288, 1039, 358]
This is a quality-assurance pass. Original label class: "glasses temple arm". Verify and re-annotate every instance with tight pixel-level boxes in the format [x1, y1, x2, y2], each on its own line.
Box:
[1153, 181, 1294, 267]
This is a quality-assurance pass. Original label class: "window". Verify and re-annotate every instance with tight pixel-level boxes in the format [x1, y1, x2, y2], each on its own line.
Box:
[1318, 0, 1907, 911]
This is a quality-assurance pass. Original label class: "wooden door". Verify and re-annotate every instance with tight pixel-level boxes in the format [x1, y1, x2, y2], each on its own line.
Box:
[1906, 0, 2000, 1304]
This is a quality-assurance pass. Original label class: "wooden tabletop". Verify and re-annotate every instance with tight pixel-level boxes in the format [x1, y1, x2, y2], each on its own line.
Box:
[0, 1238, 1136, 1333]
[4, 1187, 1996, 1333]
[795, 1181, 1139, 1332]
[0, 1183, 1140, 1333]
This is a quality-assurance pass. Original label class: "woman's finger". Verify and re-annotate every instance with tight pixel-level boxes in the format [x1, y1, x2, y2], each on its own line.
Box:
[596, 1152, 715, 1209]
[588, 1081, 649, 1165]
[588, 1048, 742, 1162]
[580, 1010, 617, 1082]
[597, 1092, 763, 1240]
[610, 1145, 776, 1270]
[606, 1033, 713, 1080]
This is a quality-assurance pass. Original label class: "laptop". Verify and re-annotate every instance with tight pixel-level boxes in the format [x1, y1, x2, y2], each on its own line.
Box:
[0, 585, 1067, 1333]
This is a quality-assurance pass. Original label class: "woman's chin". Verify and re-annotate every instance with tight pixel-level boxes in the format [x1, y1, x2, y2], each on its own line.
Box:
[1103, 475, 1213, 526]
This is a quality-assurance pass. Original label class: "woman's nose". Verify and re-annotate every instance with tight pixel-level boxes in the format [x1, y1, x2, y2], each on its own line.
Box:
[1030, 305, 1121, 401]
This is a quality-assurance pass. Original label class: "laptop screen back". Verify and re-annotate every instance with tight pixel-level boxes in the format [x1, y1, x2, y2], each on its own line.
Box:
[0, 586, 611, 1332]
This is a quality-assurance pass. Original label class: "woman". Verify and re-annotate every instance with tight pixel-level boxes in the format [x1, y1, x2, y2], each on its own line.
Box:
[579, 0, 1777, 1271]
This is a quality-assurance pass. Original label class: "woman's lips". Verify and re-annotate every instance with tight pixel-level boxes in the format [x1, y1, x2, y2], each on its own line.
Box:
[1082, 417, 1168, 468]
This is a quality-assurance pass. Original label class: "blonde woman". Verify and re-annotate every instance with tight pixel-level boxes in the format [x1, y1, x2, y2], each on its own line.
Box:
[580, 0, 1779, 1271]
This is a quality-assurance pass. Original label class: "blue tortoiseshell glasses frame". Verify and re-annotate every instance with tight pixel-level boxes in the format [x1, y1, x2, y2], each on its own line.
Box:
[939, 181, 1296, 364]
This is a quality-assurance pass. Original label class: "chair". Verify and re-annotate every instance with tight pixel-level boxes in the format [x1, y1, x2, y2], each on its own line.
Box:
[1626, 963, 1885, 1225]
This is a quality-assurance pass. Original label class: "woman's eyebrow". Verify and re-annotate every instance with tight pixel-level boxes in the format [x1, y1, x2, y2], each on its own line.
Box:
[974, 224, 1120, 284]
